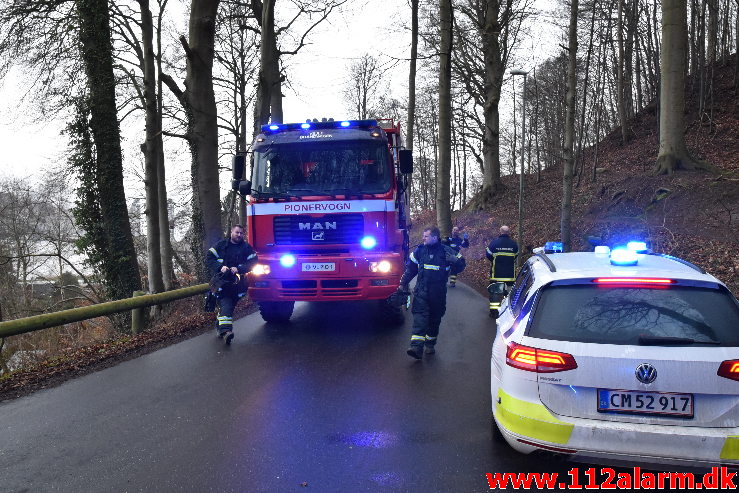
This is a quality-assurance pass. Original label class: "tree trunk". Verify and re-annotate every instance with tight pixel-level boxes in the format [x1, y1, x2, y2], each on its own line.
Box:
[139, 0, 165, 297]
[707, 0, 718, 65]
[561, 0, 578, 251]
[617, 0, 629, 143]
[255, 0, 280, 129]
[437, 0, 452, 236]
[478, 0, 506, 205]
[655, 0, 715, 174]
[156, 0, 175, 290]
[184, 0, 222, 280]
[76, 0, 142, 306]
[406, 0, 419, 151]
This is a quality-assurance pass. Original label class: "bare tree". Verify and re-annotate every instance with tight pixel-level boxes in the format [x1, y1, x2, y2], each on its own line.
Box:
[407, 0, 419, 152]
[561, 0, 579, 251]
[343, 54, 383, 119]
[249, 0, 346, 129]
[437, 0, 453, 236]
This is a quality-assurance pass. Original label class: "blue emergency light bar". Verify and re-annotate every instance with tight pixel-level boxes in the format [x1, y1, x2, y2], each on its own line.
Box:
[544, 242, 564, 254]
[261, 120, 379, 134]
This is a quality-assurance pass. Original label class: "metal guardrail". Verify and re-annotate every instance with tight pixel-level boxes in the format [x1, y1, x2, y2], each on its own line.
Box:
[0, 283, 210, 338]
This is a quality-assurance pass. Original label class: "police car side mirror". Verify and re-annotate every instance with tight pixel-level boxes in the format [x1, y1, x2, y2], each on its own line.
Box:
[231, 153, 247, 190]
[399, 149, 413, 174]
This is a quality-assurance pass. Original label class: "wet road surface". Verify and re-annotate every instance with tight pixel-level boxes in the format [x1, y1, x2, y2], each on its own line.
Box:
[2, 283, 589, 492]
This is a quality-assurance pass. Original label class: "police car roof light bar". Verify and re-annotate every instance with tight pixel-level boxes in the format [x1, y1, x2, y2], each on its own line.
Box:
[544, 241, 564, 254]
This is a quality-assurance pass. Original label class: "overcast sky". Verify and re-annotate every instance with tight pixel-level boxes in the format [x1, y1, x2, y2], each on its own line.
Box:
[0, 0, 560, 186]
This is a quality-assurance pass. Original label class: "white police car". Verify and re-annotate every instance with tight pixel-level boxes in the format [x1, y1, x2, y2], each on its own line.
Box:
[490, 242, 739, 469]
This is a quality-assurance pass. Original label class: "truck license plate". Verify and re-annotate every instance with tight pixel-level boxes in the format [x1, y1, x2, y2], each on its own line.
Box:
[597, 389, 693, 418]
[301, 262, 335, 272]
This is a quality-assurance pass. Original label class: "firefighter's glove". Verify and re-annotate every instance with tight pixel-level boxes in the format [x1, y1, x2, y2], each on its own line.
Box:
[445, 250, 458, 264]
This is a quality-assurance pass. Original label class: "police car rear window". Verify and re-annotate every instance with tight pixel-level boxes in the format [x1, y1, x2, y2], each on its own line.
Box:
[527, 284, 739, 346]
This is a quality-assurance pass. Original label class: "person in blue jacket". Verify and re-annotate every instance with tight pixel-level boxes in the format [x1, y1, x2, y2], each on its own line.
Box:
[398, 226, 466, 359]
[485, 225, 518, 318]
[442, 226, 469, 287]
[205, 225, 258, 344]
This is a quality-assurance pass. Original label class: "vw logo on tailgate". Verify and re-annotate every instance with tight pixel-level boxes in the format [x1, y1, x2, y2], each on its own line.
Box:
[635, 363, 658, 384]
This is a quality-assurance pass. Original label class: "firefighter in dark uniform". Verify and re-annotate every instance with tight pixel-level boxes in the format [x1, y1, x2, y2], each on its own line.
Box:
[442, 226, 469, 287]
[205, 224, 258, 344]
[399, 226, 466, 359]
[486, 225, 518, 318]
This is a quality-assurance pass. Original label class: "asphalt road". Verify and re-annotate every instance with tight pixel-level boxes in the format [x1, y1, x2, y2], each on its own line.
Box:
[1, 283, 581, 492]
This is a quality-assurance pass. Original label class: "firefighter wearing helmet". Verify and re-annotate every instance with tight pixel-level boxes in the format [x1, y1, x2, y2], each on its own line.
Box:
[398, 226, 466, 359]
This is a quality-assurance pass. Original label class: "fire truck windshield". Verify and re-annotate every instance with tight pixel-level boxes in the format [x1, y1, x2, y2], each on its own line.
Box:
[252, 141, 391, 196]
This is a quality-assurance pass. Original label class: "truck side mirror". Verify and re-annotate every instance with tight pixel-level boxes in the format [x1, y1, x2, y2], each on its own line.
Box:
[398, 149, 413, 174]
[238, 180, 252, 196]
[231, 153, 247, 190]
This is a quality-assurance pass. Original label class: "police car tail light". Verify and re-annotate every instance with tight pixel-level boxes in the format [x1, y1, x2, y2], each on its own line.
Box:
[717, 361, 739, 381]
[506, 343, 577, 373]
[594, 277, 675, 286]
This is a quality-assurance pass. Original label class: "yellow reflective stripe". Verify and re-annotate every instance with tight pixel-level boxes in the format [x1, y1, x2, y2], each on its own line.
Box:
[410, 252, 419, 264]
[721, 436, 739, 459]
[486, 247, 493, 255]
[209, 247, 220, 257]
[456, 253, 463, 258]
[490, 303, 501, 308]
[425, 336, 437, 340]
[410, 335, 425, 341]
[495, 388, 574, 444]
[491, 277, 515, 282]
[491, 252, 517, 257]
[217, 259, 224, 263]
[247, 253, 256, 260]
[423, 264, 440, 270]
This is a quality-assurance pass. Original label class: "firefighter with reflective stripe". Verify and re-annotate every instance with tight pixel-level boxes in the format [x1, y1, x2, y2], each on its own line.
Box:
[399, 226, 466, 359]
[205, 224, 258, 344]
[442, 226, 469, 287]
[485, 225, 518, 318]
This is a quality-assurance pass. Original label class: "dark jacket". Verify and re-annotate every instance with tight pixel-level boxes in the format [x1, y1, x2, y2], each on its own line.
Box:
[400, 242, 466, 298]
[486, 234, 518, 281]
[206, 239, 259, 278]
[443, 234, 469, 253]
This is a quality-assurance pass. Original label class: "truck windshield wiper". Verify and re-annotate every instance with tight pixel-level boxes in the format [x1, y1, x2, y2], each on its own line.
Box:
[638, 335, 721, 345]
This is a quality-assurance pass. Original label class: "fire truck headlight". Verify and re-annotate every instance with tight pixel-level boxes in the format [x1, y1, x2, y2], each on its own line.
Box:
[369, 260, 392, 273]
[360, 236, 377, 249]
[280, 254, 296, 268]
[252, 264, 271, 276]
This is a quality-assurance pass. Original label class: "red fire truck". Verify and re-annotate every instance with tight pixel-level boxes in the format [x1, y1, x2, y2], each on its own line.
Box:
[231, 119, 413, 323]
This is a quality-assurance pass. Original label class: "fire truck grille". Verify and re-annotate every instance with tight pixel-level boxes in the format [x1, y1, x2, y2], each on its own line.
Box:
[273, 214, 364, 245]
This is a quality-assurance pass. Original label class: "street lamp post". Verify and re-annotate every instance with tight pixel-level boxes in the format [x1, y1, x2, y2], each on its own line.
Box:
[510, 69, 528, 271]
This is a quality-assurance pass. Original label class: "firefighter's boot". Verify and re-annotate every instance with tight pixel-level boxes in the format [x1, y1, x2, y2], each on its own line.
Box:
[406, 344, 423, 360]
